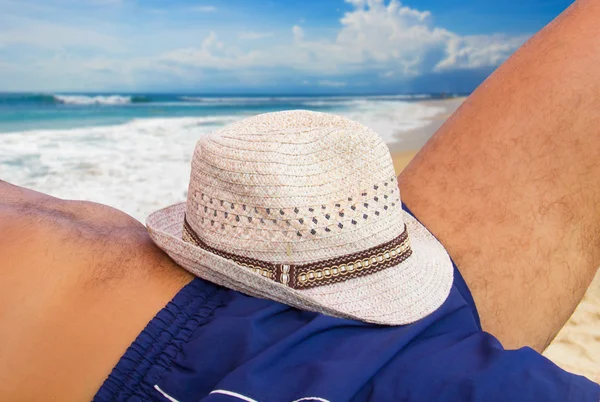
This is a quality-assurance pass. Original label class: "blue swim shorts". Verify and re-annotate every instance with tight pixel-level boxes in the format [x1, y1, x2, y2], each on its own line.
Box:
[94, 206, 600, 402]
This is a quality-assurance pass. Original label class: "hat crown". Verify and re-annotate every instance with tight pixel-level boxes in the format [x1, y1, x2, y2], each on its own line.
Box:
[185, 110, 405, 264]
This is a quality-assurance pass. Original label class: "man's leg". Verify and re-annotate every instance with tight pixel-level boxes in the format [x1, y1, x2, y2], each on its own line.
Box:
[399, 0, 600, 352]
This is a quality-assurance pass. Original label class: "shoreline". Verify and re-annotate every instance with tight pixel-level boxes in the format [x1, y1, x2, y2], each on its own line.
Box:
[387, 97, 465, 154]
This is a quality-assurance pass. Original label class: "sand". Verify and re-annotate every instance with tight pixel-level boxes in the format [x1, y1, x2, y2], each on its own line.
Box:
[390, 98, 599, 382]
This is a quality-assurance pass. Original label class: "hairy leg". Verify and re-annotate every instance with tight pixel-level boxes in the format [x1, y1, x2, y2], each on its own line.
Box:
[399, 0, 600, 352]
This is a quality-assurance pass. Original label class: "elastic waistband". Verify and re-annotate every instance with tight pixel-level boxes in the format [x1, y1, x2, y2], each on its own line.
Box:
[93, 278, 223, 402]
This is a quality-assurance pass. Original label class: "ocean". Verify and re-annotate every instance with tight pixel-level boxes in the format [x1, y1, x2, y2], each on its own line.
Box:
[0, 92, 455, 221]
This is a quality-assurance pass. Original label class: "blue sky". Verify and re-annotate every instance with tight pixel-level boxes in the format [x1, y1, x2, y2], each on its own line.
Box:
[0, 0, 574, 93]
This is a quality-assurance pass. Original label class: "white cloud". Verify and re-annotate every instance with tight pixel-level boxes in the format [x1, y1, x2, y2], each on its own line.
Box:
[0, 0, 530, 91]
[318, 80, 347, 87]
[202, 31, 223, 50]
[160, 31, 267, 70]
[190, 5, 216, 12]
[434, 34, 528, 71]
[158, 0, 526, 78]
[238, 31, 272, 40]
[292, 25, 304, 41]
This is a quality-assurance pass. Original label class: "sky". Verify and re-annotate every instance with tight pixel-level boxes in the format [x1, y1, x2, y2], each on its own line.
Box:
[0, 0, 574, 94]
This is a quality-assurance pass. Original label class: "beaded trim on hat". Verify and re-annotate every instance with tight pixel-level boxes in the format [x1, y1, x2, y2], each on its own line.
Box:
[182, 217, 412, 290]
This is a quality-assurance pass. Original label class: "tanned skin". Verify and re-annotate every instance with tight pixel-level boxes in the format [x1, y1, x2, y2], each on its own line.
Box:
[1, 0, 600, 399]
[0, 182, 193, 401]
[400, 0, 600, 351]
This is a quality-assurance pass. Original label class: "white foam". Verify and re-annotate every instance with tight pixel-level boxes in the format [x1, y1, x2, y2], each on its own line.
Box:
[0, 101, 444, 222]
[339, 100, 445, 144]
[54, 95, 133, 105]
[0, 116, 238, 221]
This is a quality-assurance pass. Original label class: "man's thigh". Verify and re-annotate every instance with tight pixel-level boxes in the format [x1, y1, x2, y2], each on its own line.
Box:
[399, 0, 600, 352]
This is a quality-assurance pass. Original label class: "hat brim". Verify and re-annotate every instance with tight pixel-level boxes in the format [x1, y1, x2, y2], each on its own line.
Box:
[146, 202, 453, 325]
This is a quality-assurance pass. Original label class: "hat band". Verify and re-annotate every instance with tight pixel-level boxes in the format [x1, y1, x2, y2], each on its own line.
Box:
[182, 217, 412, 290]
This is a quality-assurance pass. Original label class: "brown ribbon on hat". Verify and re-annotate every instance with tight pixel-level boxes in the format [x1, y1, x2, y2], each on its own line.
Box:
[182, 217, 412, 290]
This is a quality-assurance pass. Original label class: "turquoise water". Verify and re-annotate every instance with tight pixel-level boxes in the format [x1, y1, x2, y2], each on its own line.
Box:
[0, 92, 456, 133]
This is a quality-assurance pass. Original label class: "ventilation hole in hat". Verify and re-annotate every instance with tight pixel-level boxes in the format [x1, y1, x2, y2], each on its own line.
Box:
[312, 217, 318, 224]
[260, 218, 265, 224]
[308, 207, 314, 212]
[297, 231, 302, 237]
[321, 205, 326, 210]
[339, 212, 345, 217]
[220, 200, 224, 206]
[224, 212, 228, 218]
[243, 205, 247, 211]
[272, 219, 277, 224]
[221, 224, 225, 230]
[204, 206, 208, 213]
[310, 229, 316, 235]
[294, 207, 299, 214]
[374, 185, 379, 190]
[351, 220, 357, 225]
[361, 192, 367, 196]
[280, 210, 285, 215]
[375, 211, 380, 216]
[338, 223, 343, 229]
[213, 210, 217, 217]
[248, 216, 252, 223]
[325, 214, 330, 219]
[392, 203, 396, 206]
[363, 214, 368, 219]
[384, 206, 388, 210]
[384, 182, 388, 186]
[211, 220, 214, 226]
[236, 216, 240, 222]
[335, 203, 341, 208]
[351, 206, 356, 211]
[254, 207, 258, 213]
[231, 203, 235, 209]
[374, 197, 379, 202]
[299, 218, 304, 224]
[348, 197, 353, 201]
[364, 203, 369, 208]
[287, 220, 291, 226]
[201, 217, 205, 223]
[325, 227, 331, 232]
[210, 198, 213, 204]
[384, 195, 388, 199]
[266, 208, 271, 214]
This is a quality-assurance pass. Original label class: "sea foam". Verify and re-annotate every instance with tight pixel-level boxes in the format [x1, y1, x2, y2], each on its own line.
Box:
[53, 94, 151, 105]
[0, 100, 445, 221]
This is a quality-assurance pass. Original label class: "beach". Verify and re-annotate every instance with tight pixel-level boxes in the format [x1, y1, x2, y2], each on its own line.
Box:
[0, 94, 597, 381]
[388, 98, 600, 382]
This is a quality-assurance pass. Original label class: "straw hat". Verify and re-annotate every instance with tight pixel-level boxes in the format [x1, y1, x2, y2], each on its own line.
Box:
[146, 110, 453, 325]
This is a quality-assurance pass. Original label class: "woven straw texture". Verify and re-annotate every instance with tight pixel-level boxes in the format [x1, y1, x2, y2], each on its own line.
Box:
[147, 110, 453, 325]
